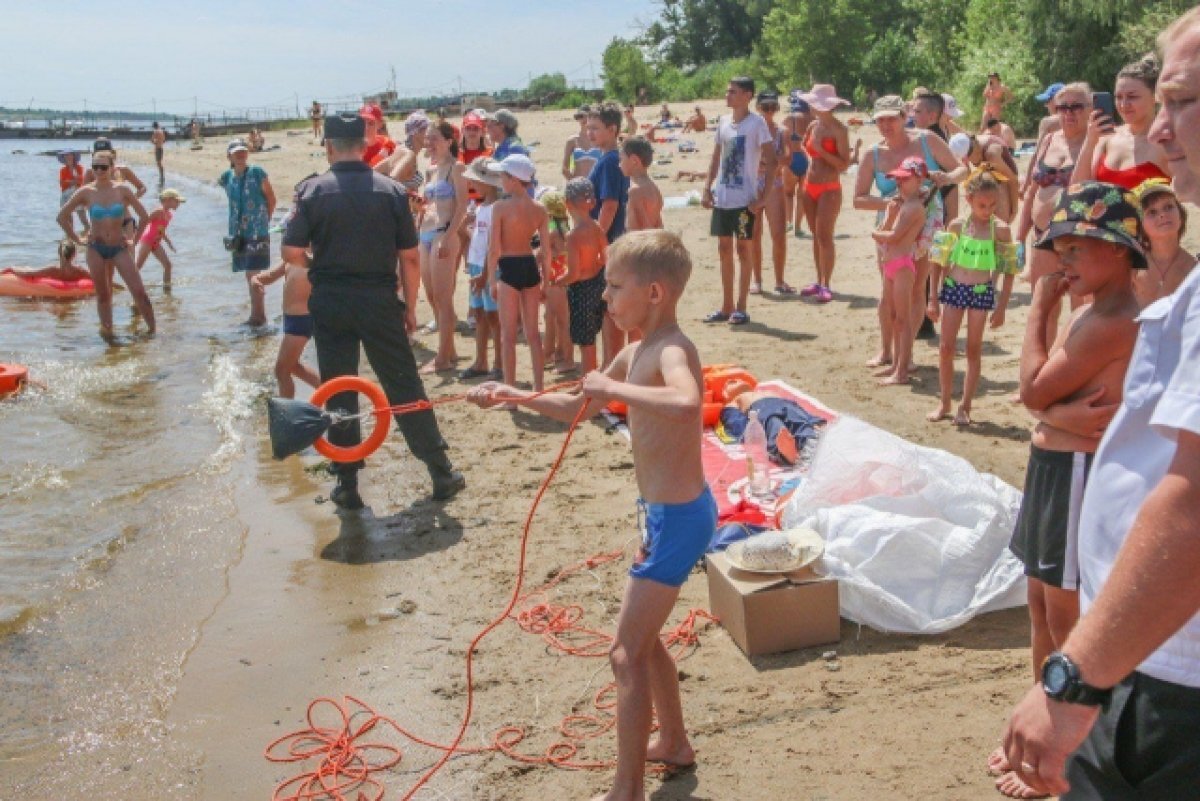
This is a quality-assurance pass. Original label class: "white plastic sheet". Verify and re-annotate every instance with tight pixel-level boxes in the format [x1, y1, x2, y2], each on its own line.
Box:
[781, 416, 1026, 634]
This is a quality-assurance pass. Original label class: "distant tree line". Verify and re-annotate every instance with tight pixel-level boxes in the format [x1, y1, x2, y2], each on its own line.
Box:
[600, 0, 1191, 133]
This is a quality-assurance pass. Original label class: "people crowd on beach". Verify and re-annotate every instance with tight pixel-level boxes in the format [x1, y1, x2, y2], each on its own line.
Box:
[37, 8, 1200, 795]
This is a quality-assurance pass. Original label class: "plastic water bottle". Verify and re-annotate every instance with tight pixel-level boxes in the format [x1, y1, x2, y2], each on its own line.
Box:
[743, 410, 773, 502]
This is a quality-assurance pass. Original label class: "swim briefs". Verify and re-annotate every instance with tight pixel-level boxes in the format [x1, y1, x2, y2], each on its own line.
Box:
[939, 278, 996, 311]
[710, 207, 755, 240]
[567, 270, 606, 346]
[882, 254, 916, 280]
[1009, 445, 1093, 590]
[629, 485, 718, 588]
[467, 262, 498, 313]
[282, 313, 313, 338]
[498, 254, 541, 291]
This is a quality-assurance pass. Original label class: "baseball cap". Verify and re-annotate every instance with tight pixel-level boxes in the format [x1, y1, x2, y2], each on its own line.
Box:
[488, 154, 536, 183]
[325, 112, 365, 140]
[886, 156, 929, 181]
[872, 95, 907, 120]
[1034, 181, 1147, 269]
[942, 93, 964, 119]
[226, 138, 249, 155]
[358, 103, 384, 123]
[404, 111, 430, 136]
[1035, 83, 1065, 103]
[159, 188, 187, 202]
[462, 111, 484, 130]
[489, 109, 519, 131]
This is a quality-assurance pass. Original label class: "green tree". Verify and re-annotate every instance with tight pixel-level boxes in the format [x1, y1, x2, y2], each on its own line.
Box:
[527, 72, 569, 100]
[602, 38, 657, 102]
[641, 0, 768, 68]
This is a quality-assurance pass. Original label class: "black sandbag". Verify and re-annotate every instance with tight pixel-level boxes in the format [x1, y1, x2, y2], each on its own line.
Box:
[267, 397, 332, 460]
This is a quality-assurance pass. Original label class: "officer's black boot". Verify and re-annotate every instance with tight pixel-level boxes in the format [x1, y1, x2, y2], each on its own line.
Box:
[330, 470, 364, 511]
[426, 452, 465, 501]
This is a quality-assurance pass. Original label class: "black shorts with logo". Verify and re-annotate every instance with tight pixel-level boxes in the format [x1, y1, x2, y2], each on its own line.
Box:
[1009, 445, 1093, 590]
[710, 207, 755, 240]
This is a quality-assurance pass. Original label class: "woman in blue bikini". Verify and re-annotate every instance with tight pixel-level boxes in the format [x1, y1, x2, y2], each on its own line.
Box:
[414, 120, 470, 373]
[57, 150, 155, 340]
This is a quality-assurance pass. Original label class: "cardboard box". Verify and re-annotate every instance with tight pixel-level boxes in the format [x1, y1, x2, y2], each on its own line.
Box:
[706, 551, 840, 657]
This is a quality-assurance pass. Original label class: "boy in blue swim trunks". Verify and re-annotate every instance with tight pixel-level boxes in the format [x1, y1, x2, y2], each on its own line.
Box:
[252, 259, 320, 398]
[468, 229, 714, 800]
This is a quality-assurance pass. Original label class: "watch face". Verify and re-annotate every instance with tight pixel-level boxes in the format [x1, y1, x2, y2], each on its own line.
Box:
[1044, 659, 1070, 695]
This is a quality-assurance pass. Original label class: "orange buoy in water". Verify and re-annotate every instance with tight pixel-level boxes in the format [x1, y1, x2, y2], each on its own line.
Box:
[309, 376, 392, 463]
[0, 363, 28, 396]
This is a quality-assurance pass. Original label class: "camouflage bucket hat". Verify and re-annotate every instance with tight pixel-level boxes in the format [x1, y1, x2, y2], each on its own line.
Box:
[1034, 181, 1147, 269]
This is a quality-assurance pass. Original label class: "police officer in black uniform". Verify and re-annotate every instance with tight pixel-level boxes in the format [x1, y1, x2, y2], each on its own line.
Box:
[282, 112, 464, 510]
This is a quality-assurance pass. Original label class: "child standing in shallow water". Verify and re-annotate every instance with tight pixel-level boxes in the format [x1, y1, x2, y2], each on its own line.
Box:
[926, 170, 1017, 425]
[252, 260, 320, 399]
[871, 156, 930, 386]
[469, 230, 715, 801]
[135, 188, 185, 288]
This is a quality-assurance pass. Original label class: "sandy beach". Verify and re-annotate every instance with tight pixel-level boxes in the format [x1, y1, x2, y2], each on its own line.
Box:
[102, 101, 1135, 800]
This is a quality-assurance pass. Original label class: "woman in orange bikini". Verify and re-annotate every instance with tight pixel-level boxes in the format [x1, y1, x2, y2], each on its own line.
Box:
[1072, 55, 1170, 191]
[796, 84, 851, 303]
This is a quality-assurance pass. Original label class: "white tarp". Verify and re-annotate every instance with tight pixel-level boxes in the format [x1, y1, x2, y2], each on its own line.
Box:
[780, 416, 1027, 634]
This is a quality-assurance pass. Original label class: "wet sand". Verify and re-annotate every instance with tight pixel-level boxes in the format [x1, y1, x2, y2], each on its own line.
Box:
[102, 103, 1154, 799]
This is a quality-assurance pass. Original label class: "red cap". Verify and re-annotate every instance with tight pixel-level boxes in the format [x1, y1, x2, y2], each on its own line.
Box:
[358, 103, 384, 123]
[462, 112, 484, 130]
[886, 156, 929, 181]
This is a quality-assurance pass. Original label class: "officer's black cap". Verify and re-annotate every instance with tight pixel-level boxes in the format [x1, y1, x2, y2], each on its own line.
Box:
[324, 112, 365, 139]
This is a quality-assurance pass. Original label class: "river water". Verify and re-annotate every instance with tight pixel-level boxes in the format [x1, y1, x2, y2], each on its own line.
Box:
[0, 141, 281, 794]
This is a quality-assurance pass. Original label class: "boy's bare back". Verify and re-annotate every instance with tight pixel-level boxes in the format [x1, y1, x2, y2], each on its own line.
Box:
[609, 330, 706, 505]
[493, 195, 547, 255]
[627, 178, 664, 231]
[281, 264, 312, 316]
[565, 218, 607, 282]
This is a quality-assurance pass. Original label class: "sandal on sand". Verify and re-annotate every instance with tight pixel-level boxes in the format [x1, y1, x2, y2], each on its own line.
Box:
[729, 311, 750, 325]
[800, 283, 821, 297]
[774, 283, 798, 295]
[458, 366, 490, 380]
[748, 282, 762, 295]
[703, 310, 730, 323]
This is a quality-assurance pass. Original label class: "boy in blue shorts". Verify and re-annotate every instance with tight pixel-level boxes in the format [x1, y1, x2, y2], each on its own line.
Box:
[468, 229, 715, 800]
[252, 259, 320, 398]
[459, 157, 503, 380]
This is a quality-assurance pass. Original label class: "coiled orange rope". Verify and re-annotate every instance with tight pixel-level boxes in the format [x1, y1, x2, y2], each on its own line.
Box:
[265, 385, 717, 800]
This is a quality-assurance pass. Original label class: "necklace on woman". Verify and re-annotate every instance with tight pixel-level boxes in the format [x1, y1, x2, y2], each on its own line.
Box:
[1148, 246, 1188, 291]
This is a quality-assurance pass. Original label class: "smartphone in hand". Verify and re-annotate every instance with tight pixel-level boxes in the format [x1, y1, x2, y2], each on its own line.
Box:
[1092, 92, 1117, 130]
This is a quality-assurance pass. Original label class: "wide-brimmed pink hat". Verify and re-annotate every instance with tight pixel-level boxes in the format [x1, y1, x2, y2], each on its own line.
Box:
[797, 84, 850, 113]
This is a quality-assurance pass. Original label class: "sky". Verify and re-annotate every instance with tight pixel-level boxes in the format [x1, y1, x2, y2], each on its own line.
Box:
[3, 0, 658, 116]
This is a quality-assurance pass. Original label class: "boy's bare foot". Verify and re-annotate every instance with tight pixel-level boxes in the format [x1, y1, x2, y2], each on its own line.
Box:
[646, 737, 695, 773]
[491, 402, 517, 412]
[994, 770, 1049, 799]
[871, 363, 896, 378]
[953, 407, 972, 426]
[927, 406, 951, 422]
[878, 372, 909, 386]
[554, 361, 578, 374]
[987, 746, 1009, 776]
[419, 359, 455, 375]
[865, 354, 893, 368]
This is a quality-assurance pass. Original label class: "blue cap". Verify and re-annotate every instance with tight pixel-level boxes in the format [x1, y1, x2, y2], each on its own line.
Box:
[1035, 83, 1065, 103]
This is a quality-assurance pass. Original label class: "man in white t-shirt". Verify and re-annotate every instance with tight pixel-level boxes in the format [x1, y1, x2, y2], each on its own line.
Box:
[1000, 9, 1200, 797]
[700, 77, 776, 326]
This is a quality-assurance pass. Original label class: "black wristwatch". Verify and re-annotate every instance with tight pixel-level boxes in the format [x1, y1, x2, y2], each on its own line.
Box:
[1041, 652, 1111, 706]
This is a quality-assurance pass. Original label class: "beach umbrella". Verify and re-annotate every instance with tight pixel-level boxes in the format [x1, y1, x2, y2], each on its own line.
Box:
[267, 396, 332, 460]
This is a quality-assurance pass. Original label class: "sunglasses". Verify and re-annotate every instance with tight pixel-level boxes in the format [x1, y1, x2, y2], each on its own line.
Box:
[1055, 102, 1088, 113]
[759, 102, 780, 111]
[93, 163, 111, 170]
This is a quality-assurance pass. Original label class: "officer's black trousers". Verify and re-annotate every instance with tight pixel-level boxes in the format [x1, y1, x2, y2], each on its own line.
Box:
[309, 284, 447, 476]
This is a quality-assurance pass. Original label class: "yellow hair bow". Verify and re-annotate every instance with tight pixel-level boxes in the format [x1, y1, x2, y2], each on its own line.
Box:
[967, 162, 1009, 184]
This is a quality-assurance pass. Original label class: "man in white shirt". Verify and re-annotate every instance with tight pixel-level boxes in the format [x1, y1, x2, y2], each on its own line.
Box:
[700, 77, 777, 326]
[1000, 8, 1200, 797]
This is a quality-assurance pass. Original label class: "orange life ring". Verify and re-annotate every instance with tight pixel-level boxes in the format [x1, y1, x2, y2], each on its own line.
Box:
[704, 368, 757, 403]
[309, 376, 392, 463]
[0, 363, 28, 396]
